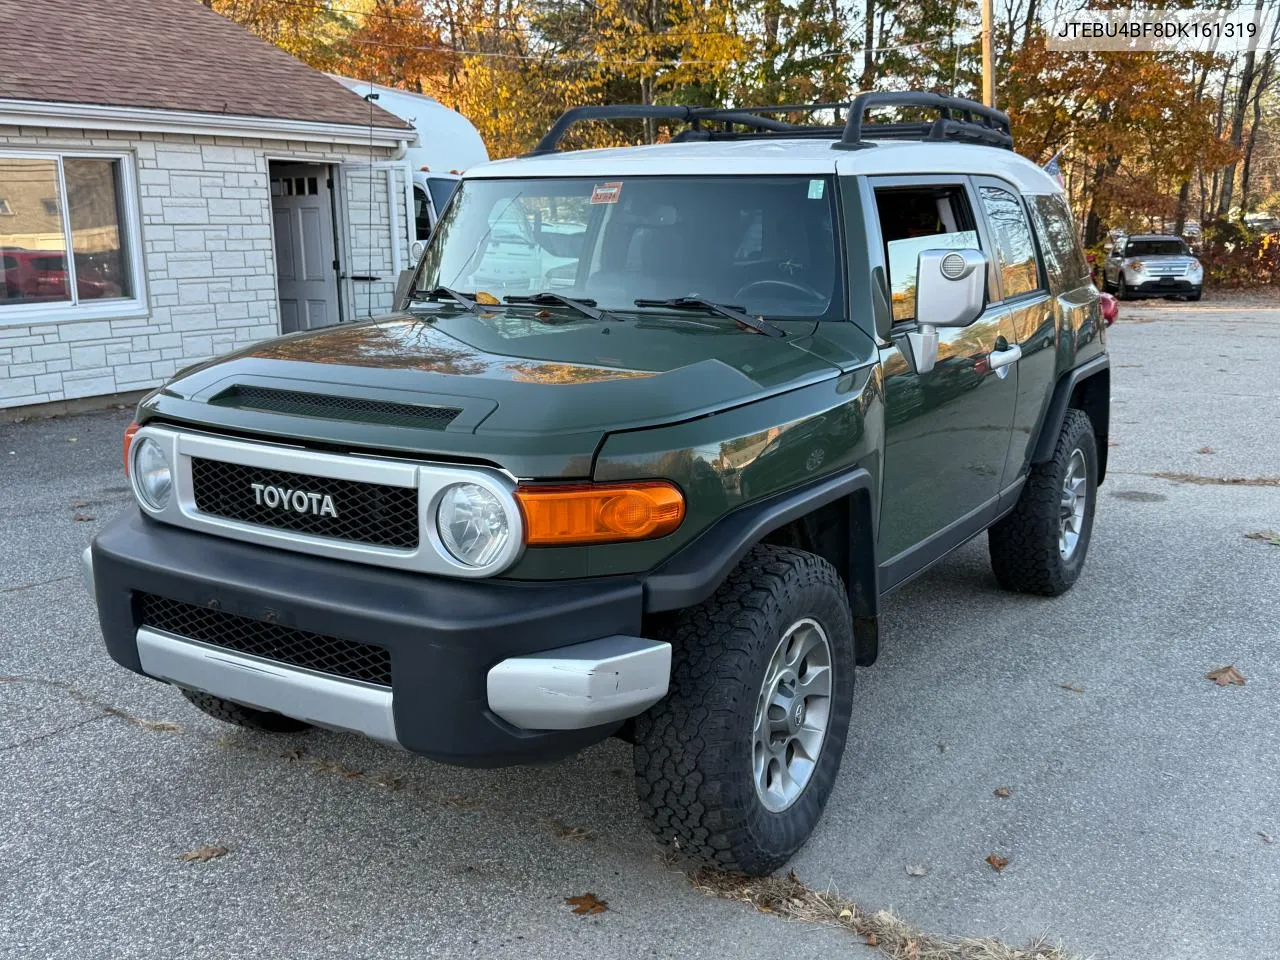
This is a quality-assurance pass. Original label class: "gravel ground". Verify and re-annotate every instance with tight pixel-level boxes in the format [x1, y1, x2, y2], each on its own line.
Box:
[2, 298, 1277, 959]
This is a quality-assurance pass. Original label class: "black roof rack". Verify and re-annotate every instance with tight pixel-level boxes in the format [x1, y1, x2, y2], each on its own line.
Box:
[529, 93, 1013, 156]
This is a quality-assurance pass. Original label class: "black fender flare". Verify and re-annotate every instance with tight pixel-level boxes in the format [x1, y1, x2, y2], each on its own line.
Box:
[642, 467, 880, 665]
[1032, 355, 1110, 481]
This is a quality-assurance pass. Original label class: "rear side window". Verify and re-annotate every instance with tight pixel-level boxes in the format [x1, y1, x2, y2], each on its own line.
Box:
[873, 185, 979, 322]
[1029, 194, 1089, 289]
[426, 177, 459, 216]
[978, 186, 1041, 300]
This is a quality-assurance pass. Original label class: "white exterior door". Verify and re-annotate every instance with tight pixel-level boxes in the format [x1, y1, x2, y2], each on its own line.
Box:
[271, 163, 340, 333]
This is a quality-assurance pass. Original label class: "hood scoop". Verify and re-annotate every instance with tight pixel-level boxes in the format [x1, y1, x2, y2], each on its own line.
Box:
[209, 384, 463, 431]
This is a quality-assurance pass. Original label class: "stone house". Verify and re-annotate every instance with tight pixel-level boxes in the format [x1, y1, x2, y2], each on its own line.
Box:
[0, 0, 420, 413]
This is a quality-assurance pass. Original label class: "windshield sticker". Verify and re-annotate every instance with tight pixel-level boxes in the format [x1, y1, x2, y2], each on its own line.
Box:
[591, 181, 623, 204]
[807, 179, 825, 200]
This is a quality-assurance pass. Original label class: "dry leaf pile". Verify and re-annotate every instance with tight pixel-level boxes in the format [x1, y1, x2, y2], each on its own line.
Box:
[689, 869, 1074, 960]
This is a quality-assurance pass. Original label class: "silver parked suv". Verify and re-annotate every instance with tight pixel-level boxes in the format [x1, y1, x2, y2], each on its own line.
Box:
[1102, 233, 1203, 301]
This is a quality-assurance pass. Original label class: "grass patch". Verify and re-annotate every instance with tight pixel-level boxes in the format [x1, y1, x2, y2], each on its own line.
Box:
[689, 868, 1080, 959]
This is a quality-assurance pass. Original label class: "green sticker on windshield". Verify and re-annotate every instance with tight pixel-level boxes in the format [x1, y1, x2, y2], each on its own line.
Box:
[807, 179, 825, 200]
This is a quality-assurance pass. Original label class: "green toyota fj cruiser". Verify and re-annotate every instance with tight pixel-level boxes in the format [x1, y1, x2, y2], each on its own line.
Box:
[84, 93, 1108, 875]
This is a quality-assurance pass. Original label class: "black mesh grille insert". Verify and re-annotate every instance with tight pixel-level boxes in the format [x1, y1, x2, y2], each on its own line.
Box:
[191, 458, 419, 548]
[139, 594, 392, 686]
[211, 385, 461, 430]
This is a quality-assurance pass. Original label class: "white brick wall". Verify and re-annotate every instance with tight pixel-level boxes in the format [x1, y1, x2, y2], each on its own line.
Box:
[0, 126, 409, 409]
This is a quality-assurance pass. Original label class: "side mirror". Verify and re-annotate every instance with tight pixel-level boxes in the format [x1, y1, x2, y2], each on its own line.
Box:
[409, 239, 426, 264]
[393, 267, 416, 311]
[907, 248, 987, 374]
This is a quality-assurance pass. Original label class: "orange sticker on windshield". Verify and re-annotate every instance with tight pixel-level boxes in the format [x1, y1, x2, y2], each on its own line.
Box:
[591, 181, 623, 204]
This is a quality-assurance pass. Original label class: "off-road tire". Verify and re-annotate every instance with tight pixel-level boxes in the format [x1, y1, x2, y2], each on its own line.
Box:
[988, 409, 1098, 596]
[633, 544, 855, 875]
[179, 688, 312, 733]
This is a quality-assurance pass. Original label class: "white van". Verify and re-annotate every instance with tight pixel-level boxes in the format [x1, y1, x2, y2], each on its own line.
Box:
[330, 76, 489, 242]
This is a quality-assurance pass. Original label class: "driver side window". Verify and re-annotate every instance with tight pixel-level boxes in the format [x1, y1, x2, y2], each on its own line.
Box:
[874, 186, 980, 323]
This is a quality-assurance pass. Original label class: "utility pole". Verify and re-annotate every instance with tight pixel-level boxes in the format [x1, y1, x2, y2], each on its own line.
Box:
[981, 0, 995, 107]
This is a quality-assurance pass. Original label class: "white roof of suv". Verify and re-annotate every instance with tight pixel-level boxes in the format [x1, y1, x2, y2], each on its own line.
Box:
[466, 137, 1063, 196]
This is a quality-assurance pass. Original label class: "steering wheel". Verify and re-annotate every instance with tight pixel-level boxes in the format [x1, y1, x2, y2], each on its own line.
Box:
[733, 279, 826, 304]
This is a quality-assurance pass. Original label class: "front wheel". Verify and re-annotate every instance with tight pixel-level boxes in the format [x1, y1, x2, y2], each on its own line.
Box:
[633, 544, 855, 875]
[988, 409, 1098, 596]
[1187, 288, 1203, 302]
[1117, 276, 1133, 300]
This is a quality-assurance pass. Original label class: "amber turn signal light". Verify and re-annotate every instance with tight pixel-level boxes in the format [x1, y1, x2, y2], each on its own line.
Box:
[123, 422, 140, 477]
[516, 481, 685, 546]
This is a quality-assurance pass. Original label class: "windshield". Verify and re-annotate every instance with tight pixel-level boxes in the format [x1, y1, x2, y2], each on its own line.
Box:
[414, 175, 841, 319]
[1125, 239, 1189, 257]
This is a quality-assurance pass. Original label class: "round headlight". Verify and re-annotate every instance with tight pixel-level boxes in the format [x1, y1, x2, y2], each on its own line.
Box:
[132, 437, 172, 510]
[435, 482, 512, 568]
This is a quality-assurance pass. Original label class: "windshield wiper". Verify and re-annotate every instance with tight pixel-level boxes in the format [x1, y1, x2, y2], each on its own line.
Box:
[504, 291, 607, 321]
[632, 297, 785, 338]
[413, 285, 484, 312]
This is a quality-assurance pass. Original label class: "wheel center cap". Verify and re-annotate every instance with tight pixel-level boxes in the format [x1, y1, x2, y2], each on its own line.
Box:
[790, 698, 806, 731]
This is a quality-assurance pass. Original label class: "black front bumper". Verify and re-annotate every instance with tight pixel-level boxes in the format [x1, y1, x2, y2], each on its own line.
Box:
[91, 510, 644, 766]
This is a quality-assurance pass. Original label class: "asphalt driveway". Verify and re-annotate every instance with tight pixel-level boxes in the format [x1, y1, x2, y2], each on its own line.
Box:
[2, 296, 1278, 959]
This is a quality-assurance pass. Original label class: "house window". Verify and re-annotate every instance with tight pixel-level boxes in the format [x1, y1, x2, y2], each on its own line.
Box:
[0, 152, 142, 319]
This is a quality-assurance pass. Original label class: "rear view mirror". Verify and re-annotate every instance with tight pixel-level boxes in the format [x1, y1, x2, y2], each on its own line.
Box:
[907, 247, 987, 374]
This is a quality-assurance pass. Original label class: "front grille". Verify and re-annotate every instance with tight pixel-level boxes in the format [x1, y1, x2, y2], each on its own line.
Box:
[191, 458, 419, 548]
[211, 385, 462, 430]
[139, 594, 392, 686]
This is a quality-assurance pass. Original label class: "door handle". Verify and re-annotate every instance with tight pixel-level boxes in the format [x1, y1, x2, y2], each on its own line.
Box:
[989, 344, 1021, 370]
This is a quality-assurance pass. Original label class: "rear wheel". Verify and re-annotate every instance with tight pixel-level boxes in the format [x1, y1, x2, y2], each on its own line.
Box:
[179, 688, 312, 733]
[988, 409, 1098, 596]
[633, 544, 855, 875]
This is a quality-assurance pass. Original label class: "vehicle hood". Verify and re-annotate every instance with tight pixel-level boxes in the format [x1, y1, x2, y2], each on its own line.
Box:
[141, 308, 843, 478]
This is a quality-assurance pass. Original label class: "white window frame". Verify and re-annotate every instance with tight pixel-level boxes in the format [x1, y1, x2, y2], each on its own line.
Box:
[0, 148, 147, 327]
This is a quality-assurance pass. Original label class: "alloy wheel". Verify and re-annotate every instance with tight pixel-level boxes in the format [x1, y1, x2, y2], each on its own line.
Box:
[752, 618, 833, 813]
[1059, 448, 1088, 559]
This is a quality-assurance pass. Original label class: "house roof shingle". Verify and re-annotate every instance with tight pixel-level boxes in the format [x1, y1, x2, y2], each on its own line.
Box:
[0, 0, 411, 131]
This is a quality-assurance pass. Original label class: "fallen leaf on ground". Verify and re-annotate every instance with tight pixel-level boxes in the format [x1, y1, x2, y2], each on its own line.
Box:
[441, 795, 482, 810]
[1244, 531, 1280, 546]
[548, 821, 596, 842]
[180, 845, 228, 863]
[1197, 447, 1216, 454]
[72, 512, 96, 522]
[985, 854, 1009, 872]
[135, 718, 181, 732]
[1061, 683, 1084, 694]
[994, 787, 1011, 798]
[66, 437, 78, 443]
[566, 893, 608, 915]
[71, 500, 90, 508]
[905, 863, 928, 877]
[1206, 665, 1246, 687]
[865, 932, 879, 946]
[1259, 832, 1274, 844]
[838, 907, 853, 920]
